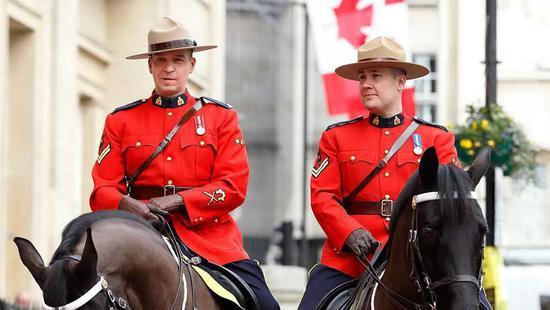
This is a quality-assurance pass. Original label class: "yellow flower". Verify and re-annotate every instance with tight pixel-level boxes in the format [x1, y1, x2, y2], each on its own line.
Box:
[467, 150, 475, 155]
[481, 119, 490, 130]
[474, 141, 481, 147]
[471, 121, 478, 130]
[460, 139, 473, 149]
[487, 140, 495, 147]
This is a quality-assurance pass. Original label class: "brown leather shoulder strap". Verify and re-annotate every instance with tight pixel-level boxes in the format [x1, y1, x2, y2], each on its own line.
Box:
[124, 100, 204, 192]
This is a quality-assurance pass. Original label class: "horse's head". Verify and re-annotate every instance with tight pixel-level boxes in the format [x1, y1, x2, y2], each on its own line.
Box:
[13, 211, 174, 309]
[393, 146, 490, 309]
[14, 229, 110, 309]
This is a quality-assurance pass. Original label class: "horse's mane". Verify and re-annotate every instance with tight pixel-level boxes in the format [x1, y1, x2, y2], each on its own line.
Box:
[377, 164, 475, 262]
[45, 210, 157, 305]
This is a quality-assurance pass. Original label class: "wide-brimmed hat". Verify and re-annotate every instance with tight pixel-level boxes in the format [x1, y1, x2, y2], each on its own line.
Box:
[335, 36, 429, 80]
[126, 17, 217, 60]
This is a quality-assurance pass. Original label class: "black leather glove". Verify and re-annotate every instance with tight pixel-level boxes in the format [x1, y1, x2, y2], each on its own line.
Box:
[146, 194, 184, 216]
[118, 196, 158, 221]
[345, 228, 380, 261]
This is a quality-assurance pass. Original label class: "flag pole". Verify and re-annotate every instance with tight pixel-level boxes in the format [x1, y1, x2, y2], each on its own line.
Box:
[485, 0, 497, 247]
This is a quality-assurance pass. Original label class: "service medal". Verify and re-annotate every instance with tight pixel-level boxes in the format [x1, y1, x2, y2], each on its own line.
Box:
[412, 133, 423, 155]
[195, 115, 205, 136]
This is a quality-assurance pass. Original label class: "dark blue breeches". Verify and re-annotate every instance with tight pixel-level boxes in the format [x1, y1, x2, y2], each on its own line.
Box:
[224, 259, 280, 310]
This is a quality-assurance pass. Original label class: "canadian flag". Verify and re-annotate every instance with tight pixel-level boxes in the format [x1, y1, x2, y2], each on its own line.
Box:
[307, 0, 416, 117]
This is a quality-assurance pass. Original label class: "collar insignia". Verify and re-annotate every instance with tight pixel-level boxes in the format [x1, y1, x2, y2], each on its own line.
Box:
[394, 116, 401, 125]
[370, 113, 405, 128]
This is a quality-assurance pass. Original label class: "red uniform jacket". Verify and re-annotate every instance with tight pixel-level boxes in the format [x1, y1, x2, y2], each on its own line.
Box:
[310, 113, 459, 277]
[90, 91, 249, 265]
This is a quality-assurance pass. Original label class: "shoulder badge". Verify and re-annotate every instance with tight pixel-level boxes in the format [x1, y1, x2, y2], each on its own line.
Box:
[198, 96, 233, 109]
[326, 116, 364, 131]
[111, 99, 147, 114]
[412, 116, 448, 132]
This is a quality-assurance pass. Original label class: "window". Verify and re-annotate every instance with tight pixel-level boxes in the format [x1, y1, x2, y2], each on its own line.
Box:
[412, 54, 437, 122]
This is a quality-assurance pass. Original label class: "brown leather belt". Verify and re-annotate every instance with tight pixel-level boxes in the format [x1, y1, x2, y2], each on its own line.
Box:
[130, 185, 191, 200]
[345, 199, 394, 217]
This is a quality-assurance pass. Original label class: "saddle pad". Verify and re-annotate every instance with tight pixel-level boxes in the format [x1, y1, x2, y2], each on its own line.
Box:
[191, 265, 245, 309]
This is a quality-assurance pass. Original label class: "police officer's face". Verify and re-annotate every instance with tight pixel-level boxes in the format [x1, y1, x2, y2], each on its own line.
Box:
[149, 50, 195, 97]
[358, 67, 406, 116]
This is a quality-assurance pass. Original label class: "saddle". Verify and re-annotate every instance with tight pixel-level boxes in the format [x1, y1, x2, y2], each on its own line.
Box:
[199, 260, 261, 310]
[157, 220, 260, 310]
[316, 247, 388, 310]
[316, 279, 359, 309]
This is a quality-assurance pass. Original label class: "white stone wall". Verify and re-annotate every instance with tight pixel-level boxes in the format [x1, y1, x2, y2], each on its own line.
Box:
[0, 0, 225, 302]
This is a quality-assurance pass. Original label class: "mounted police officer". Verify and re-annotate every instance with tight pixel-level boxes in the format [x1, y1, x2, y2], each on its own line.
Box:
[298, 36, 493, 309]
[90, 16, 279, 309]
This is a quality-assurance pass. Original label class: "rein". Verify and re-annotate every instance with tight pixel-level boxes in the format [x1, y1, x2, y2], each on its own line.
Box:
[354, 190, 484, 310]
[162, 218, 200, 310]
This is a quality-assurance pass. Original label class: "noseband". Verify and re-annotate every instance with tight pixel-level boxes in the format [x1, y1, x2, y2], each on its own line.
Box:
[42, 256, 129, 310]
[407, 190, 484, 309]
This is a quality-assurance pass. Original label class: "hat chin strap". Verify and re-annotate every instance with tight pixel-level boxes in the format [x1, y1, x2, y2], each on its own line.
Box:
[42, 277, 105, 310]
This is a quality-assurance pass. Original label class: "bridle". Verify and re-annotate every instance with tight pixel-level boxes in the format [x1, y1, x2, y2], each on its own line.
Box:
[42, 219, 187, 310]
[42, 255, 129, 310]
[407, 190, 484, 309]
[356, 190, 485, 310]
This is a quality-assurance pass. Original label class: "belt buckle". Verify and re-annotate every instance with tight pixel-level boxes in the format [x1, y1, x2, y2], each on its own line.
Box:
[381, 199, 393, 217]
[164, 184, 176, 196]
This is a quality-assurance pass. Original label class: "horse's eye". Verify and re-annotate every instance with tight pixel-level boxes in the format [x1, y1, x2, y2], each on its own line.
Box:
[421, 227, 433, 236]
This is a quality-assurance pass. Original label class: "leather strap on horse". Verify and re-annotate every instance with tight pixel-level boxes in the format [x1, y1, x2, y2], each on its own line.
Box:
[124, 100, 204, 194]
[342, 121, 420, 206]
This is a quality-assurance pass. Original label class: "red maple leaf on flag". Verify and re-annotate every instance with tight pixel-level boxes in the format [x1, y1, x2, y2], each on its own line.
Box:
[333, 0, 373, 48]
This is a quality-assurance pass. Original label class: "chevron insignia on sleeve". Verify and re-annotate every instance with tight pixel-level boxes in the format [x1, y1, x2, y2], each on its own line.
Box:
[97, 144, 111, 165]
[312, 157, 329, 178]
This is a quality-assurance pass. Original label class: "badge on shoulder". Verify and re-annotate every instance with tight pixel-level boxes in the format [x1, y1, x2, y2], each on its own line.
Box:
[312, 151, 329, 178]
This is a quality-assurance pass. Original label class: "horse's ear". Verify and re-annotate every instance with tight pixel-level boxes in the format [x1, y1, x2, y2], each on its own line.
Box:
[77, 229, 98, 277]
[467, 147, 491, 186]
[13, 237, 47, 289]
[419, 147, 439, 188]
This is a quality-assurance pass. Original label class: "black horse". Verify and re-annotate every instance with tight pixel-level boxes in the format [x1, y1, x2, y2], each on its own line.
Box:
[14, 211, 224, 309]
[325, 147, 491, 309]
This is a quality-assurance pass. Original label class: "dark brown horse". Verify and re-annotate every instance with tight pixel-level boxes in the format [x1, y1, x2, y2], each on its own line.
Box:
[14, 211, 223, 309]
[332, 147, 490, 309]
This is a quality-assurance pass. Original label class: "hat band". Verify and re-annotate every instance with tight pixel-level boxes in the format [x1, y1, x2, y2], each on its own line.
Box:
[359, 56, 400, 62]
[149, 39, 197, 52]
